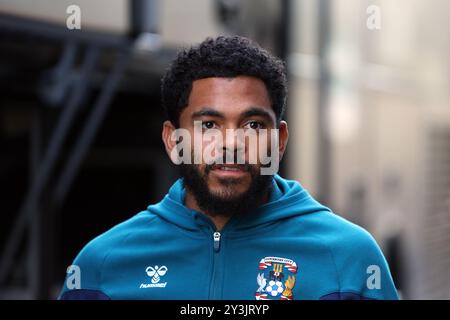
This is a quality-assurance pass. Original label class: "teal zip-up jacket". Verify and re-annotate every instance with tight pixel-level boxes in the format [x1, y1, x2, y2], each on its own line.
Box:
[59, 175, 399, 300]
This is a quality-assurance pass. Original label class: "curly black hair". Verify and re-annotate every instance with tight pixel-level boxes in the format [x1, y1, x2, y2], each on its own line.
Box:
[161, 35, 287, 127]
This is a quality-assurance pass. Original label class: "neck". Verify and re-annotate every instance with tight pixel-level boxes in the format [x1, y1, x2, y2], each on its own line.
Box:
[184, 189, 270, 231]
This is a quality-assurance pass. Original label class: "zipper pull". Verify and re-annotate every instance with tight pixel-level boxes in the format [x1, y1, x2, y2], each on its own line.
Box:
[213, 231, 221, 252]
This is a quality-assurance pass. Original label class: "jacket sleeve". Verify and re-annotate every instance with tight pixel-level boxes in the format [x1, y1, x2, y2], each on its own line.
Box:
[322, 226, 399, 300]
[58, 240, 111, 300]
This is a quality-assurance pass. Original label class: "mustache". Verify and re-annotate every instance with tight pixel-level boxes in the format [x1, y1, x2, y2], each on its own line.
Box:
[188, 151, 274, 176]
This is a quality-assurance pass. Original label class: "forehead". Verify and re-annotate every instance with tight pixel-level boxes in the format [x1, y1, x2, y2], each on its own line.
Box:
[185, 76, 272, 115]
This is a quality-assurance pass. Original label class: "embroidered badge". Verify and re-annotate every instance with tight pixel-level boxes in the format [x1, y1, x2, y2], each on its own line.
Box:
[255, 256, 298, 300]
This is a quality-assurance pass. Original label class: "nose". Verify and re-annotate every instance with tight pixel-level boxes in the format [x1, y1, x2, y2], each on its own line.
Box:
[222, 128, 246, 161]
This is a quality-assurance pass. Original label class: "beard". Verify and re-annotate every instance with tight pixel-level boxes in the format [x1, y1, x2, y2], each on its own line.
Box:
[180, 163, 273, 218]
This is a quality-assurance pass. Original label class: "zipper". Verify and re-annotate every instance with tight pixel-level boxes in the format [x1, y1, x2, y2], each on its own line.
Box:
[209, 230, 224, 299]
[213, 231, 221, 252]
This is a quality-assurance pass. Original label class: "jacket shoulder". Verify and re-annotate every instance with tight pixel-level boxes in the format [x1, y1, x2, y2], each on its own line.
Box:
[298, 211, 399, 299]
[76, 210, 157, 263]
[59, 210, 157, 299]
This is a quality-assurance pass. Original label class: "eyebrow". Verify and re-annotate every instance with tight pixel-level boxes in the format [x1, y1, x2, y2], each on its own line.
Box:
[190, 106, 275, 123]
[241, 107, 275, 123]
[191, 109, 225, 119]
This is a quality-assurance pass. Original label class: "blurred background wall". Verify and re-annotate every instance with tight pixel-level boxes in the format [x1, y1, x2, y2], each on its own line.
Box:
[0, 0, 448, 299]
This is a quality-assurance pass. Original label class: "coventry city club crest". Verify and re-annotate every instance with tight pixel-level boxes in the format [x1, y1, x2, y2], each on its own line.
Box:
[255, 256, 298, 300]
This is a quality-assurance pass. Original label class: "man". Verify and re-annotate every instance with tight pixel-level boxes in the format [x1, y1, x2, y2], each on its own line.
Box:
[59, 36, 398, 300]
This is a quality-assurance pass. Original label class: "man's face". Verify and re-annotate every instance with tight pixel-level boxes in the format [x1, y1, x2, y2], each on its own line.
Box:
[163, 76, 288, 216]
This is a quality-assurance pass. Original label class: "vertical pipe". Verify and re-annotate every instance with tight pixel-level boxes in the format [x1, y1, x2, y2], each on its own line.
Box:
[317, 0, 331, 206]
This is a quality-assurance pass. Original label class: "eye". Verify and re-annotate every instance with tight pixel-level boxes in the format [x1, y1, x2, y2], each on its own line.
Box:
[245, 121, 264, 130]
[201, 121, 216, 129]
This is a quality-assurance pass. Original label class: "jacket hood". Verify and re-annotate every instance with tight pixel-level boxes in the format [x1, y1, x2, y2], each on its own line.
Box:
[147, 175, 331, 234]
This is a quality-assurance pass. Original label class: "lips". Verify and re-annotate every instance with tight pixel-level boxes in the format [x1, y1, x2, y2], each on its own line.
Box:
[210, 164, 248, 178]
[212, 164, 247, 171]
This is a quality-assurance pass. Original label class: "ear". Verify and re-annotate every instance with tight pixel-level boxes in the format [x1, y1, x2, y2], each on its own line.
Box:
[161, 120, 178, 164]
[278, 121, 289, 161]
